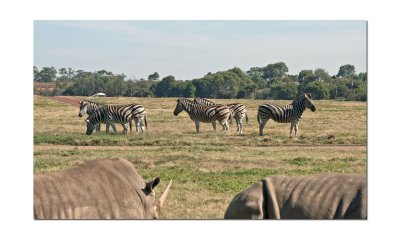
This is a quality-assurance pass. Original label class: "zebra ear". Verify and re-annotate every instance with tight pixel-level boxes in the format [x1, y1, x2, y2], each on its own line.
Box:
[306, 93, 312, 98]
[85, 119, 89, 123]
[78, 101, 82, 104]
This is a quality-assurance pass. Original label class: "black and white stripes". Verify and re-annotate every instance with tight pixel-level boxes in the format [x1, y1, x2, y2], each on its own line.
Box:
[78, 101, 104, 117]
[174, 98, 230, 133]
[257, 93, 316, 137]
[85, 104, 147, 135]
[194, 98, 248, 134]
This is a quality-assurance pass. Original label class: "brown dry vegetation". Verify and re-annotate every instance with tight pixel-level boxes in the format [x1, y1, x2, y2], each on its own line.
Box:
[33, 96, 367, 219]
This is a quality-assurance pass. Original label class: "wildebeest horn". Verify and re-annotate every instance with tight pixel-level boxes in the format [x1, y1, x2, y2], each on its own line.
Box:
[158, 179, 172, 207]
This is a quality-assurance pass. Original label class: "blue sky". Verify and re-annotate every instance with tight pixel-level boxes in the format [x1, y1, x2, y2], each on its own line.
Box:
[34, 20, 366, 80]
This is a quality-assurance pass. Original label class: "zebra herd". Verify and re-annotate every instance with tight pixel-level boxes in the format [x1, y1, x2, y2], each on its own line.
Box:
[78, 93, 316, 137]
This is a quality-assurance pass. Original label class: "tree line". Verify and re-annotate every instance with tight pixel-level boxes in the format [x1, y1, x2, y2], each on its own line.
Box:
[33, 62, 367, 101]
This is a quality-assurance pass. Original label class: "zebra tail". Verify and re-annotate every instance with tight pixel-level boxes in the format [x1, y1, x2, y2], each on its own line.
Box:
[257, 111, 260, 125]
[129, 120, 133, 132]
[144, 114, 148, 129]
[245, 112, 249, 124]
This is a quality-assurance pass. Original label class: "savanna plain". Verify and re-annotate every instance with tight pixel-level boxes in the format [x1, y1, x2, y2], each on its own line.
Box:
[34, 96, 367, 219]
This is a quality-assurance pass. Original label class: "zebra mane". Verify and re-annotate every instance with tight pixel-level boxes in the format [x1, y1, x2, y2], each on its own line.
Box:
[84, 100, 106, 106]
[291, 93, 311, 104]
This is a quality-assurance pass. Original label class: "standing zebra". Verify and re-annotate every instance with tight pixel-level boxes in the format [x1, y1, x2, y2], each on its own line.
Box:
[173, 98, 230, 133]
[257, 93, 316, 137]
[79, 100, 134, 132]
[193, 98, 248, 135]
[85, 104, 147, 135]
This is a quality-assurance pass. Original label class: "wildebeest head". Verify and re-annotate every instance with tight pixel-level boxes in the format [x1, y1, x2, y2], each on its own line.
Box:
[304, 93, 316, 112]
[173, 98, 185, 116]
[78, 101, 89, 117]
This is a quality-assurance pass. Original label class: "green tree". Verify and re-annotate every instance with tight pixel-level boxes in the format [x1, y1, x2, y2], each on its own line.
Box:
[58, 68, 75, 82]
[269, 81, 298, 100]
[154, 75, 176, 97]
[358, 72, 367, 82]
[174, 80, 196, 97]
[337, 64, 356, 78]
[148, 72, 160, 81]
[304, 81, 329, 99]
[37, 66, 57, 82]
[33, 66, 40, 81]
[246, 67, 266, 88]
[264, 62, 288, 79]
[314, 68, 332, 82]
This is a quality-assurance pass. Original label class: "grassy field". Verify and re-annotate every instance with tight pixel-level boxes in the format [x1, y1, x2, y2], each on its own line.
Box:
[33, 95, 367, 219]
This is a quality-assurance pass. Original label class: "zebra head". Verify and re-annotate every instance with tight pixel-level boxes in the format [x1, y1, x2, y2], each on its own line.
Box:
[304, 93, 316, 112]
[173, 98, 186, 116]
[78, 101, 88, 117]
[85, 116, 97, 135]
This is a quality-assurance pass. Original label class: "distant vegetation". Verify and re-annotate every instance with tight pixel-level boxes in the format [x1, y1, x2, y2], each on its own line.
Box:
[33, 62, 367, 101]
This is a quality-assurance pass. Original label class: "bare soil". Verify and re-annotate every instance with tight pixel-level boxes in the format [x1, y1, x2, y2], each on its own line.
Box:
[50, 96, 82, 107]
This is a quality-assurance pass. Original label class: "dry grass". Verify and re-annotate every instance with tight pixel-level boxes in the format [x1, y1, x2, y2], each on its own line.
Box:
[33, 96, 367, 219]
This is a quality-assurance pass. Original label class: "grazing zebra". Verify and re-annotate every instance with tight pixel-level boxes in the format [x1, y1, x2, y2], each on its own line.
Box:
[79, 100, 134, 132]
[85, 104, 147, 135]
[78, 101, 105, 132]
[194, 98, 249, 135]
[173, 98, 230, 133]
[257, 93, 316, 137]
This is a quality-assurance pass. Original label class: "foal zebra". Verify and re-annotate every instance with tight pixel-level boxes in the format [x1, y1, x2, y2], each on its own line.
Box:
[257, 93, 316, 137]
[173, 98, 230, 133]
[85, 104, 147, 135]
[79, 100, 134, 132]
[193, 98, 248, 135]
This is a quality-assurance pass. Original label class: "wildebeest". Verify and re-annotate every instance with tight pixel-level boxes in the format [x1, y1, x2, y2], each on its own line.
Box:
[34, 158, 172, 219]
[224, 174, 366, 219]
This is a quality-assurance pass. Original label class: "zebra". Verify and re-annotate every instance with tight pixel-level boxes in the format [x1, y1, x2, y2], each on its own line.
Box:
[257, 93, 316, 138]
[79, 100, 134, 133]
[173, 98, 230, 133]
[193, 98, 249, 135]
[85, 104, 147, 135]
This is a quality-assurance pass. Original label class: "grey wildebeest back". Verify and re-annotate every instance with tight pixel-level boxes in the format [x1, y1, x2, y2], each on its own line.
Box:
[224, 174, 366, 219]
[34, 158, 172, 219]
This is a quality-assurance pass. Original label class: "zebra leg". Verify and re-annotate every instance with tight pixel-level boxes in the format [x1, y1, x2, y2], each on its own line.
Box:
[238, 117, 243, 135]
[133, 118, 139, 132]
[195, 121, 200, 133]
[136, 118, 144, 133]
[290, 122, 295, 138]
[95, 123, 100, 133]
[259, 119, 267, 136]
[290, 120, 299, 138]
[212, 120, 217, 131]
[294, 122, 299, 137]
[121, 123, 128, 134]
[106, 123, 110, 134]
[129, 120, 133, 133]
[140, 117, 145, 132]
[219, 119, 229, 131]
[110, 122, 117, 134]
[235, 117, 240, 132]
[225, 120, 230, 131]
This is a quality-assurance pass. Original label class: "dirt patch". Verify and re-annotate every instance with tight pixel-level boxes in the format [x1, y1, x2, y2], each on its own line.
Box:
[50, 96, 82, 107]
